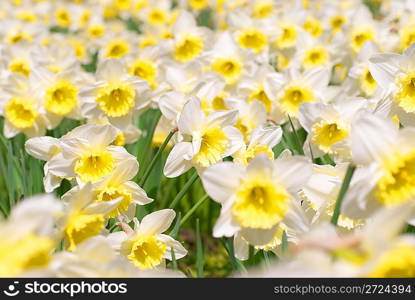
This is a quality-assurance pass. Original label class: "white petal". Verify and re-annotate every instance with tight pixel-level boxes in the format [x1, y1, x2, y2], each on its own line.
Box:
[123, 181, 153, 205]
[200, 162, 244, 203]
[159, 91, 187, 123]
[138, 209, 176, 236]
[369, 53, 401, 90]
[223, 126, 245, 157]
[234, 233, 249, 261]
[96, 59, 127, 83]
[47, 153, 77, 178]
[273, 156, 312, 192]
[207, 110, 238, 127]
[178, 97, 205, 135]
[159, 234, 188, 260]
[249, 125, 282, 148]
[213, 207, 240, 238]
[351, 114, 398, 165]
[240, 225, 280, 246]
[163, 142, 193, 178]
[302, 67, 330, 91]
[25, 136, 60, 161]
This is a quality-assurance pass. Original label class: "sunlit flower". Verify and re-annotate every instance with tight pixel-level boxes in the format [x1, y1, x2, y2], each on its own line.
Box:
[108, 209, 187, 270]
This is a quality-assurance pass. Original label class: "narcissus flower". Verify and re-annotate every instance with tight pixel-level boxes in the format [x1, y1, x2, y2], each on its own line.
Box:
[163, 97, 244, 177]
[369, 44, 415, 126]
[108, 209, 187, 270]
[81, 59, 151, 122]
[200, 153, 312, 247]
[46, 123, 138, 186]
[272, 66, 330, 119]
[59, 183, 122, 251]
[0, 194, 62, 277]
[299, 97, 367, 161]
[343, 114, 415, 222]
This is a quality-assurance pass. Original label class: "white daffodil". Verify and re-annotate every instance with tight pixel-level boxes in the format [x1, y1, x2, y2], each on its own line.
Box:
[301, 163, 363, 230]
[0, 18, 46, 45]
[343, 113, 415, 221]
[90, 159, 153, 221]
[225, 98, 268, 142]
[0, 194, 62, 277]
[192, 75, 229, 115]
[171, 10, 210, 63]
[33, 43, 82, 74]
[59, 183, 122, 251]
[200, 153, 312, 248]
[97, 29, 138, 60]
[49, 236, 184, 277]
[0, 73, 48, 138]
[232, 124, 282, 166]
[245, 204, 415, 278]
[298, 97, 367, 161]
[81, 59, 151, 123]
[125, 44, 170, 92]
[163, 61, 205, 94]
[30, 64, 90, 127]
[343, 5, 381, 55]
[0, 42, 38, 78]
[293, 31, 344, 71]
[345, 41, 382, 98]
[271, 66, 330, 121]
[163, 97, 244, 178]
[273, 10, 306, 51]
[369, 43, 415, 126]
[227, 10, 277, 57]
[206, 31, 255, 85]
[107, 209, 187, 270]
[46, 123, 138, 186]
[236, 64, 283, 113]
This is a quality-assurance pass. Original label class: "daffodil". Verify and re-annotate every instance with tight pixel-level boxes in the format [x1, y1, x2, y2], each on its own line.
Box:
[81, 59, 151, 122]
[345, 41, 381, 97]
[237, 65, 283, 113]
[108, 209, 187, 270]
[90, 159, 153, 220]
[171, 10, 209, 63]
[232, 124, 282, 166]
[343, 114, 415, 220]
[0, 73, 48, 138]
[225, 98, 268, 142]
[0, 194, 62, 277]
[200, 153, 312, 247]
[163, 97, 244, 177]
[207, 31, 254, 85]
[272, 66, 330, 120]
[46, 123, 138, 186]
[298, 98, 367, 161]
[49, 236, 185, 277]
[59, 183, 122, 251]
[369, 43, 415, 126]
[30, 64, 90, 127]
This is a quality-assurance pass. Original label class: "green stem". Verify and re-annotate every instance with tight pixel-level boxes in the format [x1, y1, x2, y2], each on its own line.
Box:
[331, 164, 356, 226]
[139, 130, 176, 186]
[281, 230, 288, 254]
[137, 109, 161, 178]
[180, 194, 209, 226]
[169, 171, 199, 209]
[288, 115, 305, 155]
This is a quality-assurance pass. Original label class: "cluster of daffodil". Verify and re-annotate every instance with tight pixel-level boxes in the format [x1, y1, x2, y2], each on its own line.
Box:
[1, 0, 415, 278]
